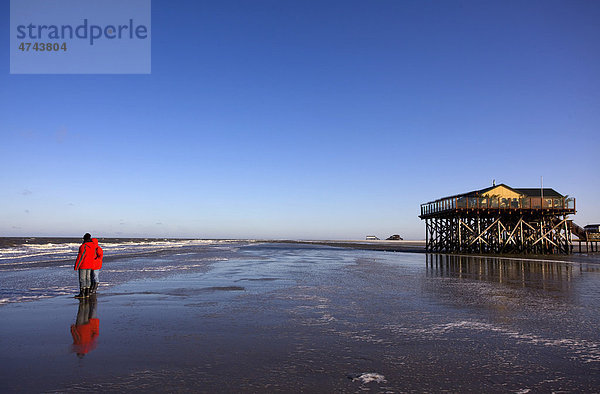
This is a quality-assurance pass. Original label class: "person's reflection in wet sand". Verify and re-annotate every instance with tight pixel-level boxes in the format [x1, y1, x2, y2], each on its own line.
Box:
[70, 295, 99, 358]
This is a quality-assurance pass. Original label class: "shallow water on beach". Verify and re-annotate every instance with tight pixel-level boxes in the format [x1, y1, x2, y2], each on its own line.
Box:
[0, 239, 244, 305]
[1, 243, 600, 392]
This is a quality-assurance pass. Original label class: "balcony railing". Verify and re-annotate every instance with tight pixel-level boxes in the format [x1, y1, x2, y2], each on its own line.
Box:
[420, 196, 575, 217]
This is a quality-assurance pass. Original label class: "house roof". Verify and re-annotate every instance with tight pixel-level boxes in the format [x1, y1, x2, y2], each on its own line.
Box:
[513, 188, 564, 198]
[465, 183, 522, 197]
[436, 183, 520, 200]
[425, 183, 565, 204]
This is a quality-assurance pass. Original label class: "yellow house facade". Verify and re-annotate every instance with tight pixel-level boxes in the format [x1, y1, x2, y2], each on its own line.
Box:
[480, 185, 523, 199]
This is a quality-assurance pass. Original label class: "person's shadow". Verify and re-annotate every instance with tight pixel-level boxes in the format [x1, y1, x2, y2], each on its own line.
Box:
[70, 296, 100, 358]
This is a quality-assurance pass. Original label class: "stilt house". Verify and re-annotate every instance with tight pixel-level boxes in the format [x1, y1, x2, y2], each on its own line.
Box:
[419, 184, 576, 254]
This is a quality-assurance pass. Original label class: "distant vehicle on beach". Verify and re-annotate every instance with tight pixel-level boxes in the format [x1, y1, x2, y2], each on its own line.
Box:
[365, 235, 380, 240]
[386, 234, 403, 240]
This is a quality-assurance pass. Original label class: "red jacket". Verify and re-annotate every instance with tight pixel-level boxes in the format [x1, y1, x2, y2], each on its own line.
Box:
[91, 238, 103, 270]
[74, 241, 96, 270]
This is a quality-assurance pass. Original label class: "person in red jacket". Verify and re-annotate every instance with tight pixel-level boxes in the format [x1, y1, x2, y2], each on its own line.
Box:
[74, 233, 96, 298]
[90, 238, 103, 294]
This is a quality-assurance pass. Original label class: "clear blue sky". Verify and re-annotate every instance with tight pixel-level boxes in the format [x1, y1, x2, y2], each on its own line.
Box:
[1, 1, 599, 239]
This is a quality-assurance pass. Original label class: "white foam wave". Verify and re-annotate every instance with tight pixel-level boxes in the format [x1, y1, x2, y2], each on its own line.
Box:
[0, 294, 59, 305]
[352, 373, 386, 384]
[0, 285, 77, 305]
[0, 243, 80, 261]
[384, 320, 600, 363]
[0, 239, 235, 265]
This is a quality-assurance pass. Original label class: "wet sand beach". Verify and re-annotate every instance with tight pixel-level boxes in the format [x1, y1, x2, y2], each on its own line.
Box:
[287, 239, 600, 263]
[280, 239, 428, 253]
[1, 242, 600, 392]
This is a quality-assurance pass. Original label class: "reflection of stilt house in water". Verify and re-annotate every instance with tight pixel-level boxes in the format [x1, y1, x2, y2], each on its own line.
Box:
[419, 184, 576, 254]
[425, 254, 583, 293]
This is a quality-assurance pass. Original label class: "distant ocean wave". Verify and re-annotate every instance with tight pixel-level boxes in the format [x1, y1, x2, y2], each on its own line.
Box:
[0, 238, 248, 270]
